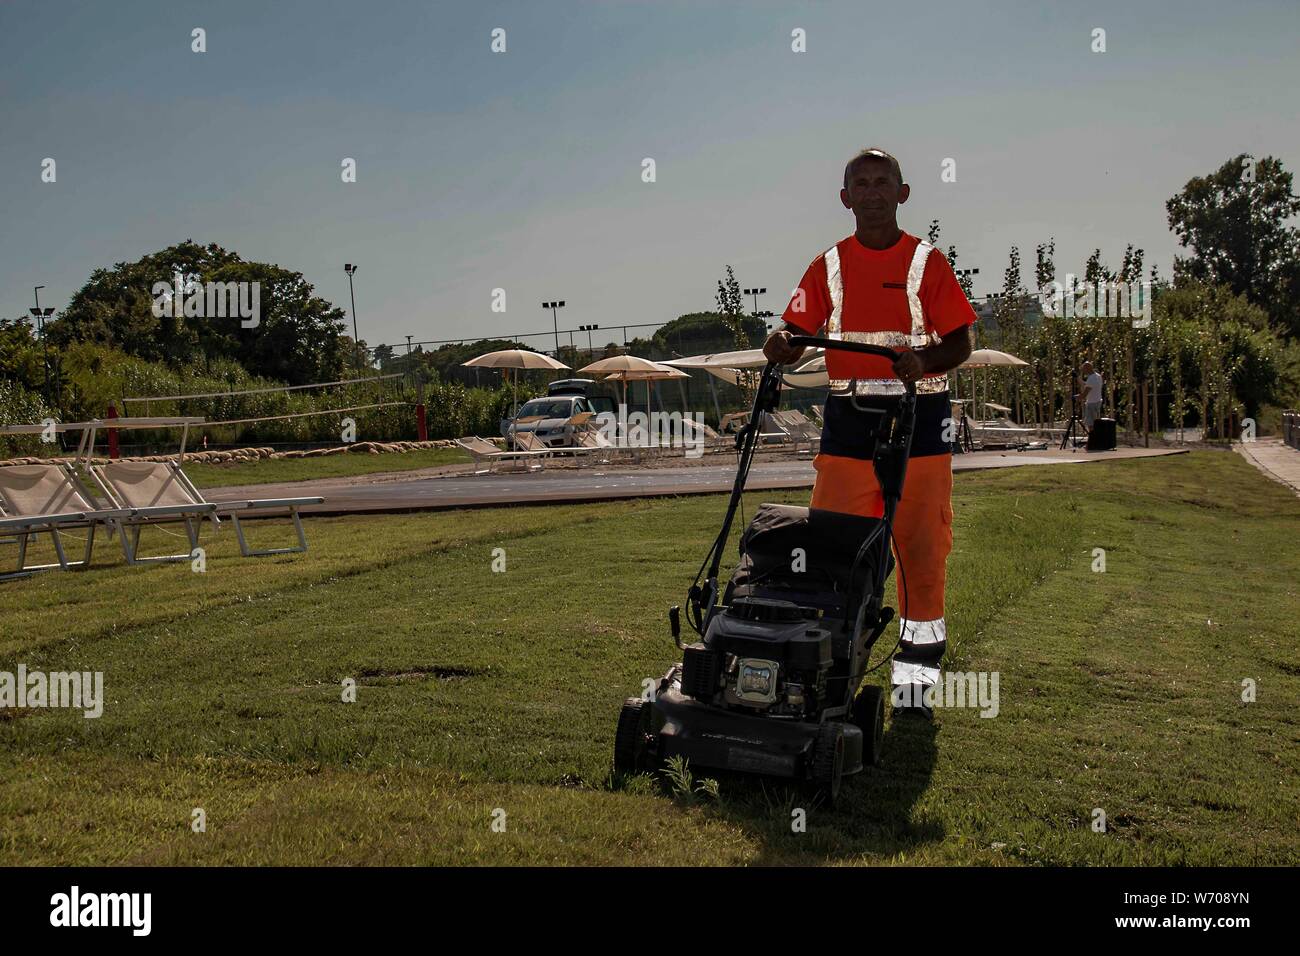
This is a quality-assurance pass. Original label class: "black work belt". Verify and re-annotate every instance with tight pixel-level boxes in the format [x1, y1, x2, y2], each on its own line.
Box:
[820, 391, 952, 460]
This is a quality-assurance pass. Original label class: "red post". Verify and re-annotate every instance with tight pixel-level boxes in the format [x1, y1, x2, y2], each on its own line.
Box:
[416, 404, 428, 442]
[106, 403, 120, 459]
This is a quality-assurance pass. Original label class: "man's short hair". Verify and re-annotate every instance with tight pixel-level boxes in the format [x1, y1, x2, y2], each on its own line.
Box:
[844, 148, 904, 188]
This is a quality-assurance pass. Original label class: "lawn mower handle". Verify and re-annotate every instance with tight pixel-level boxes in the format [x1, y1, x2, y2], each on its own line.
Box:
[691, 334, 917, 636]
[787, 335, 901, 362]
[785, 335, 918, 397]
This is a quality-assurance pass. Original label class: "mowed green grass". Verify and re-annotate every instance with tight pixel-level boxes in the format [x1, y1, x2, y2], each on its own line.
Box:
[0, 451, 1296, 865]
[182, 446, 471, 488]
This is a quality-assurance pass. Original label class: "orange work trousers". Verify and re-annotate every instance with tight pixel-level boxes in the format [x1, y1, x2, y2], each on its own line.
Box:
[809, 451, 953, 623]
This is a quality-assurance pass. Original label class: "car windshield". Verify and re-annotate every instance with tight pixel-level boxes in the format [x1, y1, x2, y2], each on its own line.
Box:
[516, 399, 574, 419]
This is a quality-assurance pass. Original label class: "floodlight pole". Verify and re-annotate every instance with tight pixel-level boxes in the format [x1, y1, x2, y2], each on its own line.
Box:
[31, 286, 55, 407]
[543, 300, 565, 355]
[344, 264, 361, 372]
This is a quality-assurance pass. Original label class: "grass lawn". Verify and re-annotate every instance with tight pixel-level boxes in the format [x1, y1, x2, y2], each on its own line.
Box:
[0, 451, 1296, 865]
[182, 446, 471, 488]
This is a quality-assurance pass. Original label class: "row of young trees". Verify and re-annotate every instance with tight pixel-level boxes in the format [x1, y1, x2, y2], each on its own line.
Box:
[934, 153, 1300, 440]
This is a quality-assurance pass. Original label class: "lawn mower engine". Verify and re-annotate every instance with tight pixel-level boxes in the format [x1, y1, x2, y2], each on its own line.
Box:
[681, 596, 832, 717]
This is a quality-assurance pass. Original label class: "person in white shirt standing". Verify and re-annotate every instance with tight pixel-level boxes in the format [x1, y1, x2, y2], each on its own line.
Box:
[1080, 362, 1104, 430]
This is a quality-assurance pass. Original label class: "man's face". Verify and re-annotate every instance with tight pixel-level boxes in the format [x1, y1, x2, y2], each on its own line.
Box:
[1082, 363, 1093, 376]
[840, 157, 909, 226]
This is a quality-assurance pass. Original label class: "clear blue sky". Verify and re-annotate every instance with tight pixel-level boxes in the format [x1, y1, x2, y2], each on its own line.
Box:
[2, 0, 1297, 353]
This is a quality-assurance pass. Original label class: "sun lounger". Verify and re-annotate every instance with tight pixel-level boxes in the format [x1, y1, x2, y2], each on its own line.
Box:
[0, 463, 130, 579]
[454, 436, 547, 474]
[512, 427, 618, 465]
[511, 429, 557, 455]
[89, 459, 321, 560]
[774, 410, 822, 458]
[576, 428, 619, 463]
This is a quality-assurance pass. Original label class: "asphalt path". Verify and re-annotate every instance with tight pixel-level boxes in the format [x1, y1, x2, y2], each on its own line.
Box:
[204, 446, 1187, 515]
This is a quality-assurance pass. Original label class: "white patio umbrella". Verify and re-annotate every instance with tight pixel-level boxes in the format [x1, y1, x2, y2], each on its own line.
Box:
[665, 345, 823, 371]
[704, 364, 828, 391]
[960, 349, 1029, 419]
[596, 361, 689, 415]
[783, 355, 830, 389]
[962, 348, 1029, 368]
[577, 354, 666, 375]
[462, 348, 569, 416]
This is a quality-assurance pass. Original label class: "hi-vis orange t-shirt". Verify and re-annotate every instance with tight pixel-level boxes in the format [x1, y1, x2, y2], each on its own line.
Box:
[781, 231, 977, 383]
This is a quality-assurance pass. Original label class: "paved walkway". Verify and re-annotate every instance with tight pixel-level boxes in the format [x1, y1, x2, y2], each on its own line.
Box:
[205, 445, 1187, 515]
[1236, 439, 1300, 496]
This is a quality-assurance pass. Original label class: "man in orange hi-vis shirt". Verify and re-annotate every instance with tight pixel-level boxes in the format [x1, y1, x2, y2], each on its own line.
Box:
[764, 147, 975, 720]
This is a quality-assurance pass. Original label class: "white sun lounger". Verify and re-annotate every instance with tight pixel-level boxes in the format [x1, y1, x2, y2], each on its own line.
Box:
[0, 463, 130, 579]
[89, 459, 321, 560]
[454, 436, 548, 474]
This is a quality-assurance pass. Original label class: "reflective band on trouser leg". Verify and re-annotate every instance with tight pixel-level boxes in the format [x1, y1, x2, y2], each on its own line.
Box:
[891, 620, 946, 692]
[889, 452, 953, 697]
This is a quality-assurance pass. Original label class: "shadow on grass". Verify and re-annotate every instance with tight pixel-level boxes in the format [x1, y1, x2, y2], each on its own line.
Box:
[613, 703, 941, 865]
[741, 712, 941, 864]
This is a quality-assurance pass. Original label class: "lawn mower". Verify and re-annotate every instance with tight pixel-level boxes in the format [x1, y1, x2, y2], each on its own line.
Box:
[614, 336, 916, 805]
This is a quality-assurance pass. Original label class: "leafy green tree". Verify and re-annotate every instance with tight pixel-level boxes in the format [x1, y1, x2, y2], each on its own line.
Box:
[420, 339, 537, 382]
[1166, 154, 1300, 338]
[0, 318, 43, 391]
[650, 312, 765, 356]
[1155, 282, 1283, 429]
[715, 265, 750, 351]
[49, 240, 350, 384]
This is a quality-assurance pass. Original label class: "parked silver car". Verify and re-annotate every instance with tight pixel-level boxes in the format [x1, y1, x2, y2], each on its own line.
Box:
[502, 395, 595, 448]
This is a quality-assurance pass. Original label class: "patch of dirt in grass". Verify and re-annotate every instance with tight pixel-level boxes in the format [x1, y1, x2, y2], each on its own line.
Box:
[1265, 658, 1300, 677]
[234, 707, 284, 720]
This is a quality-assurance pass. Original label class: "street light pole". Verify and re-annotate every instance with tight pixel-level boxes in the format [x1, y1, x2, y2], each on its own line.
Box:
[542, 301, 565, 355]
[344, 264, 361, 372]
[30, 286, 55, 406]
[743, 287, 767, 315]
